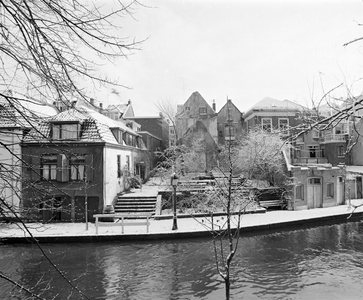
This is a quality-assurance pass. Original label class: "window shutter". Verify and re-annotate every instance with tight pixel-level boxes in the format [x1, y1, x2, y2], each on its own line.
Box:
[85, 154, 93, 182]
[31, 155, 41, 181]
[57, 154, 69, 182]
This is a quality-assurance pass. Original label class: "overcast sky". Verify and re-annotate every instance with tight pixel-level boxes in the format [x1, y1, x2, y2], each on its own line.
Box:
[93, 0, 363, 116]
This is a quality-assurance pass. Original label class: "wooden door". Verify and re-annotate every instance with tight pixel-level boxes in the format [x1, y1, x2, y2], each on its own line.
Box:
[337, 176, 344, 205]
[307, 177, 322, 208]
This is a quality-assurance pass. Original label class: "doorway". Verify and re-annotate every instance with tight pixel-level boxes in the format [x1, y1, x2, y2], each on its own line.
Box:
[357, 176, 362, 199]
[337, 176, 344, 205]
[307, 177, 322, 209]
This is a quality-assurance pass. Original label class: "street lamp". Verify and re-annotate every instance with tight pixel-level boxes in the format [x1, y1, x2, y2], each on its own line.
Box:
[171, 173, 179, 230]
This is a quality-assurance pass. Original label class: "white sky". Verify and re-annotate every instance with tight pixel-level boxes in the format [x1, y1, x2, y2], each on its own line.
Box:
[92, 0, 363, 116]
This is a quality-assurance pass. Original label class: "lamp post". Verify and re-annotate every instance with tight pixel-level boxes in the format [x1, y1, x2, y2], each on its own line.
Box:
[171, 173, 179, 230]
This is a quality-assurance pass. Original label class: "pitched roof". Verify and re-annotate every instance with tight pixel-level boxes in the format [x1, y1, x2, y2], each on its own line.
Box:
[244, 97, 307, 118]
[24, 106, 140, 144]
[0, 92, 58, 128]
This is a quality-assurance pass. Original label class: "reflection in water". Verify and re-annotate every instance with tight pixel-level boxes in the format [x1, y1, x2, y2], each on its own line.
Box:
[1, 222, 363, 299]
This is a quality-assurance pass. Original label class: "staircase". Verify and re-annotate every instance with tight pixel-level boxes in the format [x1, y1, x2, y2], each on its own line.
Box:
[114, 195, 157, 216]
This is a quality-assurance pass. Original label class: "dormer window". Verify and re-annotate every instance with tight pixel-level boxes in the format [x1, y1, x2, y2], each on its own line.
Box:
[52, 122, 80, 140]
[111, 128, 123, 144]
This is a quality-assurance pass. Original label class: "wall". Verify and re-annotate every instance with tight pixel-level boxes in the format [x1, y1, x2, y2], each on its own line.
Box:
[130, 117, 169, 150]
[0, 127, 22, 214]
[290, 165, 343, 210]
[21, 143, 104, 221]
[217, 100, 244, 144]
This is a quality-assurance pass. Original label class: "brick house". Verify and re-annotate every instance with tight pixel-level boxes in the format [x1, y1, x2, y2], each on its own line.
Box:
[244, 97, 308, 133]
[21, 106, 147, 222]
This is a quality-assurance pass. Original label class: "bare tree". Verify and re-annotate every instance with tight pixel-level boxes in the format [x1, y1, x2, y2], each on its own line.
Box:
[155, 98, 179, 144]
[0, 0, 144, 298]
[0, 0, 143, 103]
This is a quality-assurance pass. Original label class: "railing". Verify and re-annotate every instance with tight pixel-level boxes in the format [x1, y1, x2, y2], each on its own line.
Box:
[322, 133, 347, 143]
[94, 213, 152, 234]
[293, 157, 329, 164]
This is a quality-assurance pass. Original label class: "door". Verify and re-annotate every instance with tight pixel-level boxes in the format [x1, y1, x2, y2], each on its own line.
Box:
[307, 177, 322, 209]
[357, 177, 362, 199]
[337, 176, 344, 205]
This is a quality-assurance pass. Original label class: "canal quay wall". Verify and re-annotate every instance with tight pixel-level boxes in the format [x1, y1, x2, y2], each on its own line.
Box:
[1, 200, 363, 244]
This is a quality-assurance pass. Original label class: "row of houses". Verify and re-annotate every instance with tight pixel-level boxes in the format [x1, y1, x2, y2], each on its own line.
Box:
[0, 93, 169, 222]
[2, 88, 363, 222]
[172, 91, 363, 210]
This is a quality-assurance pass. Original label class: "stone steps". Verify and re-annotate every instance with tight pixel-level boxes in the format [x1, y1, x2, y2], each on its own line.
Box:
[114, 195, 157, 215]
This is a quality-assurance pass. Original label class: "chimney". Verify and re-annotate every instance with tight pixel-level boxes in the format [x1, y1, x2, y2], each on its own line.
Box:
[128, 99, 131, 105]
[99, 103, 103, 109]
[90, 98, 94, 105]
[212, 100, 216, 111]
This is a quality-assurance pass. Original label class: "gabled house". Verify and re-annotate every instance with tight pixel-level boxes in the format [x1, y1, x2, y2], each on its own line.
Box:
[217, 99, 244, 144]
[21, 106, 147, 222]
[175, 91, 218, 171]
[0, 92, 58, 217]
[175, 91, 218, 144]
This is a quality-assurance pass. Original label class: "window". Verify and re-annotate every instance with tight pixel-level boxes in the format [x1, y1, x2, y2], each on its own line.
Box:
[69, 154, 85, 181]
[117, 155, 122, 178]
[337, 146, 345, 157]
[111, 128, 123, 144]
[278, 118, 289, 131]
[308, 145, 318, 158]
[261, 118, 272, 132]
[41, 155, 57, 181]
[296, 185, 304, 200]
[224, 126, 235, 140]
[327, 182, 334, 198]
[199, 107, 207, 115]
[308, 178, 321, 185]
[52, 123, 80, 140]
[126, 155, 130, 173]
[312, 129, 320, 139]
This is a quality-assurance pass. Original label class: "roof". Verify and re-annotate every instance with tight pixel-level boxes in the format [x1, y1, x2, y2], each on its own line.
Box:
[24, 106, 140, 144]
[0, 92, 58, 128]
[244, 97, 307, 118]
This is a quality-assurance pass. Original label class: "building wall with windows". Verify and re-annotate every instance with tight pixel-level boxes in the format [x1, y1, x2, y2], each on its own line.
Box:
[22, 143, 104, 222]
[243, 97, 308, 133]
[217, 99, 244, 144]
[175, 91, 218, 145]
[21, 107, 147, 222]
[125, 115, 169, 150]
[289, 165, 344, 210]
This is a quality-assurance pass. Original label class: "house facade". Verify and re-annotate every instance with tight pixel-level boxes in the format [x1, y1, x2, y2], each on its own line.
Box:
[125, 114, 169, 151]
[243, 97, 308, 133]
[21, 107, 147, 222]
[0, 92, 58, 217]
[217, 99, 244, 144]
[175, 91, 218, 171]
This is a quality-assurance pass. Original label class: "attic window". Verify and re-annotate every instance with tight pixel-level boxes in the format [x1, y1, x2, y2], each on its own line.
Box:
[185, 107, 190, 111]
[199, 107, 207, 115]
[52, 123, 80, 140]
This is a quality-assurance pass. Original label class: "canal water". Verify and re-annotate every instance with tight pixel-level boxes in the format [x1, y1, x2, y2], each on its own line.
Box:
[1, 221, 363, 300]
